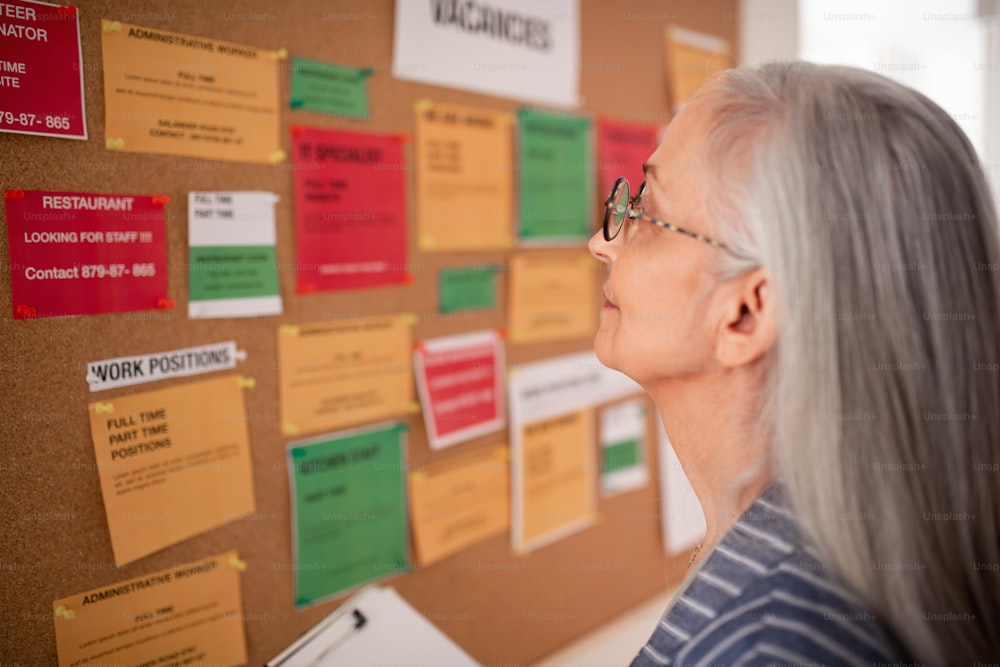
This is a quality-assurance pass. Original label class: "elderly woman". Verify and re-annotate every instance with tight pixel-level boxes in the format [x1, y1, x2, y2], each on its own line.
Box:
[589, 62, 1000, 666]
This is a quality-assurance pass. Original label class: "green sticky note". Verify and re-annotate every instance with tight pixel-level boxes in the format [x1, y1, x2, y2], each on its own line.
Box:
[518, 107, 594, 241]
[290, 57, 371, 118]
[188, 245, 279, 301]
[439, 266, 497, 313]
[288, 423, 408, 606]
[602, 439, 640, 473]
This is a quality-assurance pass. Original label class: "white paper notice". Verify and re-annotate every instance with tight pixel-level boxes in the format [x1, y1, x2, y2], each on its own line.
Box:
[392, 0, 580, 107]
[507, 351, 640, 425]
[656, 419, 706, 554]
[507, 352, 639, 552]
[86, 341, 246, 392]
[187, 191, 282, 318]
[599, 398, 649, 495]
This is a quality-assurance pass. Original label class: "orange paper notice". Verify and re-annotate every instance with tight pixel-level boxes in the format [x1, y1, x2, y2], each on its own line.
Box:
[409, 444, 510, 565]
[507, 252, 597, 344]
[415, 101, 514, 250]
[278, 316, 414, 436]
[87, 375, 255, 565]
[517, 409, 596, 551]
[53, 551, 247, 667]
[101, 20, 281, 163]
[664, 25, 732, 112]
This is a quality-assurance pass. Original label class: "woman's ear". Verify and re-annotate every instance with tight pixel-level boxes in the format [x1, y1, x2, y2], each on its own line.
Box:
[715, 268, 777, 367]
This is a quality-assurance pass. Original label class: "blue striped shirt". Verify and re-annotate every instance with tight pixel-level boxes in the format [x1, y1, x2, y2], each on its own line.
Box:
[631, 483, 913, 666]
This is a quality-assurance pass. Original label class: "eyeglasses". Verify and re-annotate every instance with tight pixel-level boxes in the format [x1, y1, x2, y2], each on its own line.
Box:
[603, 176, 731, 251]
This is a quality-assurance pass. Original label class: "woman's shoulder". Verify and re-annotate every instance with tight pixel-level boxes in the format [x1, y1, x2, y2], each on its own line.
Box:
[632, 484, 913, 666]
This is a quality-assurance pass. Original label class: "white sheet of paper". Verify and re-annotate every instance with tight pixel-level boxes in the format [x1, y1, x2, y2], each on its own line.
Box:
[265, 586, 479, 667]
[656, 419, 706, 554]
[86, 340, 246, 391]
[507, 352, 639, 552]
[392, 0, 580, 107]
[187, 191, 282, 318]
[508, 351, 640, 425]
[599, 398, 649, 495]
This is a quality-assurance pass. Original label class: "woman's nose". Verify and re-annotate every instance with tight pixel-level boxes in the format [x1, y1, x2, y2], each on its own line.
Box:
[588, 227, 614, 265]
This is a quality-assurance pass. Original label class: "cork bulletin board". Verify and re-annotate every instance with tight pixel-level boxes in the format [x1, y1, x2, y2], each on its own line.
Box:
[0, 1, 738, 664]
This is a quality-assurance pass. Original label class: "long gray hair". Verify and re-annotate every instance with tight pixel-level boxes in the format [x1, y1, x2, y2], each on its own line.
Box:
[695, 62, 1000, 663]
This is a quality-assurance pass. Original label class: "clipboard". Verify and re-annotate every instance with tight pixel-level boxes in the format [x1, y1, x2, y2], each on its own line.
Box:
[265, 586, 480, 667]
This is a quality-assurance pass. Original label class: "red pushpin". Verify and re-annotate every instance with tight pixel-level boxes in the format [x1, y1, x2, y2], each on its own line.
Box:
[156, 297, 175, 309]
[5, 190, 24, 202]
[297, 283, 316, 294]
[151, 195, 170, 207]
[15, 304, 37, 318]
[403, 274, 416, 285]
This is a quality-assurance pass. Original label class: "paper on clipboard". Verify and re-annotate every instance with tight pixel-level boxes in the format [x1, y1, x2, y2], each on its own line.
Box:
[265, 586, 479, 667]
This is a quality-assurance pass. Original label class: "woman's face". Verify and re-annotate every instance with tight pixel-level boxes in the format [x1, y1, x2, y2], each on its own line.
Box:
[588, 103, 724, 386]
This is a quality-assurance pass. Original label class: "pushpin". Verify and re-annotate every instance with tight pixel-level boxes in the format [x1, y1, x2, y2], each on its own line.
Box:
[57, 4, 77, 16]
[297, 282, 316, 294]
[280, 324, 300, 336]
[156, 297, 175, 310]
[94, 402, 115, 415]
[407, 401, 421, 414]
[269, 47, 288, 61]
[106, 138, 125, 150]
[228, 556, 248, 572]
[234, 348, 248, 362]
[268, 149, 286, 164]
[402, 313, 419, 326]
[4, 190, 24, 202]
[15, 304, 36, 318]
[151, 195, 170, 207]
[237, 376, 256, 389]
[403, 274, 416, 285]
[54, 605, 75, 620]
[415, 99, 433, 112]
[102, 20, 122, 32]
[283, 423, 300, 436]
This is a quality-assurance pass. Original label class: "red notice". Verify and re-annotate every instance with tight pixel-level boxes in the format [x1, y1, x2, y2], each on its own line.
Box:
[292, 126, 408, 292]
[4, 190, 168, 319]
[0, 0, 87, 139]
[596, 118, 660, 202]
[414, 331, 506, 450]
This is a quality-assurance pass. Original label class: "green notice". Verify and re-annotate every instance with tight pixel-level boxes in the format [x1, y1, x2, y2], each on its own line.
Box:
[288, 422, 409, 606]
[290, 57, 372, 118]
[439, 266, 497, 313]
[518, 108, 594, 241]
[602, 439, 640, 473]
[188, 245, 279, 301]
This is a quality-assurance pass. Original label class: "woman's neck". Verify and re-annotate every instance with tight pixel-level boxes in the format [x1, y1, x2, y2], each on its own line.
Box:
[648, 370, 774, 564]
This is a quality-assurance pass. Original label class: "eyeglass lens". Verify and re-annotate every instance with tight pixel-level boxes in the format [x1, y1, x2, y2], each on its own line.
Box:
[606, 179, 629, 240]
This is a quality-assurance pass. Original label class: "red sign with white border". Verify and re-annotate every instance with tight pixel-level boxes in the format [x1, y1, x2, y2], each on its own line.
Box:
[0, 0, 87, 139]
[414, 330, 505, 450]
[4, 189, 169, 319]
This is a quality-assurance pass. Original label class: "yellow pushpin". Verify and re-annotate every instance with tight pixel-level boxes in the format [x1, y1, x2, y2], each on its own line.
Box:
[414, 99, 433, 112]
[402, 313, 419, 326]
[268, 149, 286, 164]
[228, 556, 248, 572]
[55, 605, 75, 619]
[411, 471, 426, 483]
[284, 423, 300, 436]
[269, 47, 288, 61]
[422, 236, 436, 248]
[93, 402, 115, 414]
[406, 401, 421, 414]
[102, 20, 122, 32]
[237, 377, 256, 389]
[280, 324, 300, 336]
[106, 138, 125, 150]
